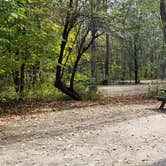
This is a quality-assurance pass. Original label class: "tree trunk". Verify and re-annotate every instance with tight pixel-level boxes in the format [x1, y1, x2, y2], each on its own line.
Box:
[104, 33, 110, 84]
[12, 63, 25, 95]
[12, 70, 20, 93]
[160, 0, 166, 41]
[32, 61, 40, 85]
[91, 37, 96, 78]
[20, 63, 25, 93]
[55, 3, 71, 87]
[55, 81, 81, 100]
[133, 39, 139, 84]
[160, 0, 166, 80]
[150, 46, 155, 79]
[70, 54, 81, 90]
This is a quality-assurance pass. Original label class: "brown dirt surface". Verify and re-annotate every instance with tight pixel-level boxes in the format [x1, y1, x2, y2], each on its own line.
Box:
[0, 85, 166, 165]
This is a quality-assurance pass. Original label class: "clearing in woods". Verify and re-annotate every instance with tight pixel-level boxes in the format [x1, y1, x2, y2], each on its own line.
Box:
[0, 84, 166, 166]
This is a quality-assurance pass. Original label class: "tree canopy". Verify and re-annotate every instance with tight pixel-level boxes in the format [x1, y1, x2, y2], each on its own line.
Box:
[0, 0, 165, 101]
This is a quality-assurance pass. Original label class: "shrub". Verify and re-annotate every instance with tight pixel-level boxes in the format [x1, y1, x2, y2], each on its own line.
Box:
[147, 84, 166, 98]
[75, 84, 103, 100]
[27, 81, 58, 101]
[0, 86, 19, 105]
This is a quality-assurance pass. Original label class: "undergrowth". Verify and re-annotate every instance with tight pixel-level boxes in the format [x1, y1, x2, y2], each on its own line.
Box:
[147, 84, 166, 98]
[0, 81, 103, 106]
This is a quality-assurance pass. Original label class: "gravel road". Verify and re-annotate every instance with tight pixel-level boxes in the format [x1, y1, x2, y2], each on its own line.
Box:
[98, 80, 166, 96]
[0, 101, 166, 166]
[99, 84, 149, 96]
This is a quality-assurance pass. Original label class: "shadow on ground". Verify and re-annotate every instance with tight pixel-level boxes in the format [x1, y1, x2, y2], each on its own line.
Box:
[148, 159, 166, 166]
[0, 105, 158, 146]
[150, 108, 166, 114]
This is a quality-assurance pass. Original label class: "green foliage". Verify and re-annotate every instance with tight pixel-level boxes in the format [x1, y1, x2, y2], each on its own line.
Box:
[74, 84, 103, 100]
[0, 81, 72, 104]
[147, 84, 159, 98]
[0, 0, 165, 102]
[26, 80, 71, 101]
[147, 84, 166, 98]
[0, 86, 19, 104]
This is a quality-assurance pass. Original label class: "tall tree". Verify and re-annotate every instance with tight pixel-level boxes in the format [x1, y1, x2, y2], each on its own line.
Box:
[54, 0, 104, 100]
[160, 0, 166, 80]
[160, 0, 166, 41]
[104, 0, 110, 84]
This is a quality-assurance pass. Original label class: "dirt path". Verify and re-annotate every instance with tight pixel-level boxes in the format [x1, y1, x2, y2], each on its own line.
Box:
[0, 101, 166, 166]
[99, 84, 149, 96]
[98, 80, 166, 96]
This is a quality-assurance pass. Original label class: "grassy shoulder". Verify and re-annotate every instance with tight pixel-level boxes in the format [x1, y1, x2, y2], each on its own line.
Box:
[147, 84, 166, 98]
[0, 81, 103, 107]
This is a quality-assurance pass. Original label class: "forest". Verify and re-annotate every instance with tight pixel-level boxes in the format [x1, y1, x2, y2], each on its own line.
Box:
[0, 0, 165, 102]
[1, 1, 166, 165]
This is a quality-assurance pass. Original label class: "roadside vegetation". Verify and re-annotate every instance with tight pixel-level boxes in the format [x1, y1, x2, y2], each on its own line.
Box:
[0, 0, 166, 104]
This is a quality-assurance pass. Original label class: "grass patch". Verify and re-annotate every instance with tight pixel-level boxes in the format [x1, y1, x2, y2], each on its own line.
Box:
[147, 84, 166, 98]
[75, 84, 103, 100]
[0, 80, 103, 107]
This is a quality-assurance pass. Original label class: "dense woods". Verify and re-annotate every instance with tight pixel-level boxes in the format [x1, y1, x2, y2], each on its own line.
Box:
[0, 0, 165, 101]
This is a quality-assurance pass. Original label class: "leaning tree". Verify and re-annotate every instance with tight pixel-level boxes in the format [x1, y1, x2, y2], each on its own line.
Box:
[54, 0, 105, 100]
